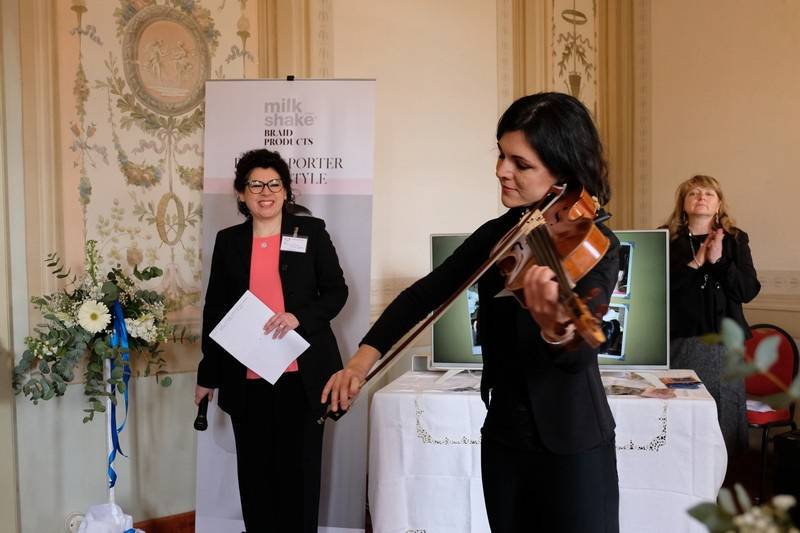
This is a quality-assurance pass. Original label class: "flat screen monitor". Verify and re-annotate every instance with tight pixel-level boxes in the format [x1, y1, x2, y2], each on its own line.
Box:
[428, 229, 670, 371]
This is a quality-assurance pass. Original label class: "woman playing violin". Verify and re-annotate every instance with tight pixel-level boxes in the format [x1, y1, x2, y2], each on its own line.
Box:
[323, 92, 621, 532]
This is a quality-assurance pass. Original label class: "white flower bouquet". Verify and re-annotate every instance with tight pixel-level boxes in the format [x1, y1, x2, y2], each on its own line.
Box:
[13, 240, 173, 422]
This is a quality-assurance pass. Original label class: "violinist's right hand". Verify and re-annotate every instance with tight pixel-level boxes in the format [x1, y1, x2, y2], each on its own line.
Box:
[321, 344, 380, 412]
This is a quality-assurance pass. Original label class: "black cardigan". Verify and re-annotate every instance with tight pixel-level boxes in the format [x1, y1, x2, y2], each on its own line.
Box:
[362, 208, 620, 454]
[669, 228, 760, 339]
[197, 213, 348, 418]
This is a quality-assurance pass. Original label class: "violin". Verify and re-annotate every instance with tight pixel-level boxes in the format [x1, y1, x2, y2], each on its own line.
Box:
[493, 183, 610, 347]
[318, 182, 610, 423]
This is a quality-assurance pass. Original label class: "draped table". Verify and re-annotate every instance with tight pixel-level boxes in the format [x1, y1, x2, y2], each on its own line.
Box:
[368, 370, 726, 533]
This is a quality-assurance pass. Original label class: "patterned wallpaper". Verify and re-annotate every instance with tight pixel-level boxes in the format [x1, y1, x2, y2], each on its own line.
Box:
[552, 0, 597, 115]
[58, 0, 257, 332]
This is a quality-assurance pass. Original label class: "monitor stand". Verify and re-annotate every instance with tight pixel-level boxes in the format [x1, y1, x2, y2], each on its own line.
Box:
[435, 368, 467, 384]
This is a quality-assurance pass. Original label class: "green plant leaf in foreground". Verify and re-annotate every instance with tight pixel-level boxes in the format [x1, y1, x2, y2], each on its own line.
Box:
[754, 335, 781, 372]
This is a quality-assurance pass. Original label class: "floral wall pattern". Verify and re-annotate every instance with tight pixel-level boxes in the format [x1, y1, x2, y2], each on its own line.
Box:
[552, 0, 597, 114]
[59, 0, 258, 336]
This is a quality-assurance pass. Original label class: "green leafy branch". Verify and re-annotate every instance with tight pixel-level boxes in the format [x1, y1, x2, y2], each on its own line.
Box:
[690, 483, 797, 532]
[688, 318, 800, 531]
[705, 318, 800, 408]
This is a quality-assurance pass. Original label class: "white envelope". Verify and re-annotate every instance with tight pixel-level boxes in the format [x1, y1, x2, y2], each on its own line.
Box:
[209, 290, 310, 384]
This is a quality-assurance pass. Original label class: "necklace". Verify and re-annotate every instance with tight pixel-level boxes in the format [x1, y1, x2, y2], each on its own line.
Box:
[687, 230, 718, 290]
[688, 231, 696, 257]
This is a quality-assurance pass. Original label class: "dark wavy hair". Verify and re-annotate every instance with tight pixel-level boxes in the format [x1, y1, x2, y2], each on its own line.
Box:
[233, 148, 309, 218]
[496, 92, 610, 206]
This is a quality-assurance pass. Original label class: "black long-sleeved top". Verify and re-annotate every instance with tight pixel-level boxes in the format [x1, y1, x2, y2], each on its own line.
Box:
[669, 228, 760, 339]
[362, 208, 620, 454]
[198, 214, 348, 418]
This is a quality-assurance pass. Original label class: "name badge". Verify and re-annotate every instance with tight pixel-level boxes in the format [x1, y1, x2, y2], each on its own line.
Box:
[281, 235, 308, 253]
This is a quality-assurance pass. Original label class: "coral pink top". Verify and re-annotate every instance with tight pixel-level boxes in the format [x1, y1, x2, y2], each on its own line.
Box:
[246, 234, 299, 379]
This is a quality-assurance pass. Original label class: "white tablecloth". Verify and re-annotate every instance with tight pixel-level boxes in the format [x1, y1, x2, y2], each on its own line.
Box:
[368, 370, 727, 533]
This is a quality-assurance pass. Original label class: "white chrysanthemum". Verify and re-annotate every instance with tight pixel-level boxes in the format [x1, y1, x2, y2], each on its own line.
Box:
[77, 300, 111, 334]
[772, 494, 797, 511]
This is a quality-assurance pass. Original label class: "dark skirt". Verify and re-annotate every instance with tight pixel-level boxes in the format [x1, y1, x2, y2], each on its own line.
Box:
[671, 337, 748, 455]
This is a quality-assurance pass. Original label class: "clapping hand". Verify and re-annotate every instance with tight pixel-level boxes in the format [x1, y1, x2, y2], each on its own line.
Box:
[705, 228, 724, 265]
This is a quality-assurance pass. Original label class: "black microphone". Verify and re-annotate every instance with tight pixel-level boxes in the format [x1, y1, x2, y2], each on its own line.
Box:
[194, 396, 209, 431]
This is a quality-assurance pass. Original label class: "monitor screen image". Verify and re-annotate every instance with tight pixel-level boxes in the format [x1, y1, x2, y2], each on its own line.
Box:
[429, 234, 483, 370]
[598, 229, 669, 369]
[429, 229, 670, 371]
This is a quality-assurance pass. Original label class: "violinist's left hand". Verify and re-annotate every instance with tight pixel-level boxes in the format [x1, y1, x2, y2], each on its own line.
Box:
[263, 312, 299, 339]
[522, 265, 574, 342]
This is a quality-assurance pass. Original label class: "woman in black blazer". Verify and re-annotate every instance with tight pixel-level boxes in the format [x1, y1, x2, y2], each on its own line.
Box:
[196, 149, 347, 532]
[323, 93, 620, 533]
[663, 174, 760, 454]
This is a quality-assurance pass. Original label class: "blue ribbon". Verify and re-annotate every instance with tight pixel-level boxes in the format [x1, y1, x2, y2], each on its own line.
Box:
[107, 301, 131, 489]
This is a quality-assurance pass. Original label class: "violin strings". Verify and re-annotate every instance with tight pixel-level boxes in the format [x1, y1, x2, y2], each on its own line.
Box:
[528, 226, 573, 302]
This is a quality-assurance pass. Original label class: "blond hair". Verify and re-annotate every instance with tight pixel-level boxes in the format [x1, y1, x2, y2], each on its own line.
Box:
[663, 175, 737, 239]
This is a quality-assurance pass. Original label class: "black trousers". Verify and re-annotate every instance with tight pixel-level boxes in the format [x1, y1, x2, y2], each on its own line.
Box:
[481, 437, 619, 533]
[230, 373, 324, 533]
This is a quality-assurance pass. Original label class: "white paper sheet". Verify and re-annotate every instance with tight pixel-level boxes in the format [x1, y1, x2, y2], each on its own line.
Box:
[746, 399, 776, 413]
[209, 290, 310, 384]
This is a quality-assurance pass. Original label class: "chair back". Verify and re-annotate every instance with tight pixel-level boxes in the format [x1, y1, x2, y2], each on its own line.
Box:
[744, 324, 799, 399]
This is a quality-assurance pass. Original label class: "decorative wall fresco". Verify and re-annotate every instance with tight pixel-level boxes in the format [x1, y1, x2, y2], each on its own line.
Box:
[61, 0, 256, 333]
[552, 0, 597, 114]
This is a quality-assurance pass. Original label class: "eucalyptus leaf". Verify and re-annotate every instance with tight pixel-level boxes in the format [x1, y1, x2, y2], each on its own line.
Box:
[39, 381, 53, 401]
[788, 374, 800, 399]
[101, 281, 119, 303]
[733, 484, 752, 512]
[688, 502, 717, 523]
[760, 392, 793, 409]
[42, 385, 55, 401]
[723, 359, 758, 381]
[754, 335, 781, 372]
[718, 488, 737, 514]
[720, 318, 745, 350]
[687, 502, 735, 533]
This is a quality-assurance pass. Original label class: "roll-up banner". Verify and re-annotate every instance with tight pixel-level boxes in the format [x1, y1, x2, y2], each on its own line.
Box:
[197, 79, 374, 533]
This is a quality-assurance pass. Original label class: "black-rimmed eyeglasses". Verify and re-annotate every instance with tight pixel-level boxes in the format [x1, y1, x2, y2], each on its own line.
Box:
[246, 179, 284, 193]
